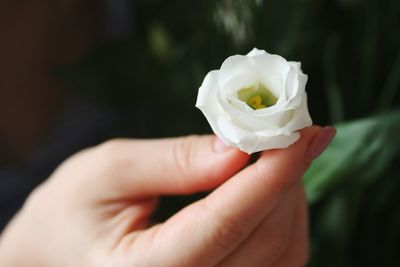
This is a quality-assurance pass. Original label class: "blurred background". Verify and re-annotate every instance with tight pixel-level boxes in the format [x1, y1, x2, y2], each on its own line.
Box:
[0, 0, 399, 266]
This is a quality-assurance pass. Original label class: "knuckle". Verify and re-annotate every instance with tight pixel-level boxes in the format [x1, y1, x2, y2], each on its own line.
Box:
[213, 213, 247, 251]
[171, 135, 200, 181]
[273, 179, 293, 194]
[203, 201, 247, 251]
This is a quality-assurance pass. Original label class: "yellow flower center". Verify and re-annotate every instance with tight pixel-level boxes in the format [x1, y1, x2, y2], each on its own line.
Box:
[248, 95, 266, 110]
[237, 84, 277, 110]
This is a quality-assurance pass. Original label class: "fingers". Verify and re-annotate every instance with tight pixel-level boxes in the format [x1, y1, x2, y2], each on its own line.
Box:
[271, 185, 309, 267]
[216, 183, 300, 267]
[74, 135, 250, 200]
[130, 126, 334, 266]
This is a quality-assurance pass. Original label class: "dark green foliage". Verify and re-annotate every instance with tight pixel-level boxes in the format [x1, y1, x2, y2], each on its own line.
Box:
[60, 0, 400, 265]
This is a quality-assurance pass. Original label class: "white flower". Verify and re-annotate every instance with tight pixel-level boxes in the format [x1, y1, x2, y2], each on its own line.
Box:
[195, 48, 312, 154]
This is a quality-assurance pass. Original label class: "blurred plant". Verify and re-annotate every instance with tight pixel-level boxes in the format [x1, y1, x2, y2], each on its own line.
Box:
[59, 0, 400, 266]
[214, 0, 262, 46]
[304, 111, 400, 266]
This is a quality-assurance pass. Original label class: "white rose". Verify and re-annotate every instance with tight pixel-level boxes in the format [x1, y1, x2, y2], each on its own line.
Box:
[195, 48, 312, 154]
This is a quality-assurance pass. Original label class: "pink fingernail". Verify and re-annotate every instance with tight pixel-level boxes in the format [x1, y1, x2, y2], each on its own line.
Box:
[307, 126, 336, 160]
[214, 137, 231, 153]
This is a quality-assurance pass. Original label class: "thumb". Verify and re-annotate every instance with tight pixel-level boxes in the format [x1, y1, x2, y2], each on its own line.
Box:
[84, 135, 250, 199]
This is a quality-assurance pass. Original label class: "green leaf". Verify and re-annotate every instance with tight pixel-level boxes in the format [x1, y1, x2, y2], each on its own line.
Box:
[304, 110, 400, 203]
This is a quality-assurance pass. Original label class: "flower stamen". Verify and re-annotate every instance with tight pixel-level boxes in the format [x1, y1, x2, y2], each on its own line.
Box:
[248, 95, 266, 110]
[237, 83, 277, 110]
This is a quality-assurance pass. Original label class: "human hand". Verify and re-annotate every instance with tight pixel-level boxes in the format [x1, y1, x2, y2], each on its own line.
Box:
[0, 126, 335, 267]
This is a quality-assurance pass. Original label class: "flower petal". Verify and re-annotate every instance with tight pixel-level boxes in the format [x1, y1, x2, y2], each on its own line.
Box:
[196, 70, 229, 143]
[219, 55, 258, 88]
[247, 47, 266, 57]
[250, 53, 290, 98]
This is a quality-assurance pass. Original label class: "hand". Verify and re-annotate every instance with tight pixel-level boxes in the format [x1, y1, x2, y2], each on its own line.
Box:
[0, 126, 335, 267]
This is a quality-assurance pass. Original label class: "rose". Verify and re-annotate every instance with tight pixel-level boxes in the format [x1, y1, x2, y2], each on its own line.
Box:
[195, 48, 312, 154]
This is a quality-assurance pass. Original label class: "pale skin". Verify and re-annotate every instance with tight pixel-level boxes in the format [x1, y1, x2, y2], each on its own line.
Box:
[0, 126, 334, 267]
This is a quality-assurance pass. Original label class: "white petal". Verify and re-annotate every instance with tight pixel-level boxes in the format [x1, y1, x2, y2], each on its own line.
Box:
[221, 100, 294, 131]
[284, 66, 298, 100]
[246, 132, 300, 153]
[289, 61, 302, 72]
[196, 70, 231, 144]
[256, 92, 312, 136]
[283, 92, 313, 131]
[247, 48, 266, 57]
[219, 55, 258, 88]
[221, 73, 258, 96]
[217, 115, 253, 147]
[216, 115, 300, 154]
[250, 53, 290, 98]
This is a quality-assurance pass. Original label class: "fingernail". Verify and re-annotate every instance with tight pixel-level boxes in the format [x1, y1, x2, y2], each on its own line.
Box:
[307, 126, 336, 160]
[214, 137, 231, 153]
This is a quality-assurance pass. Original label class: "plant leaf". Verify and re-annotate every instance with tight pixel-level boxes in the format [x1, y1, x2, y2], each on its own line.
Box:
[304, 110, 400, 203]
